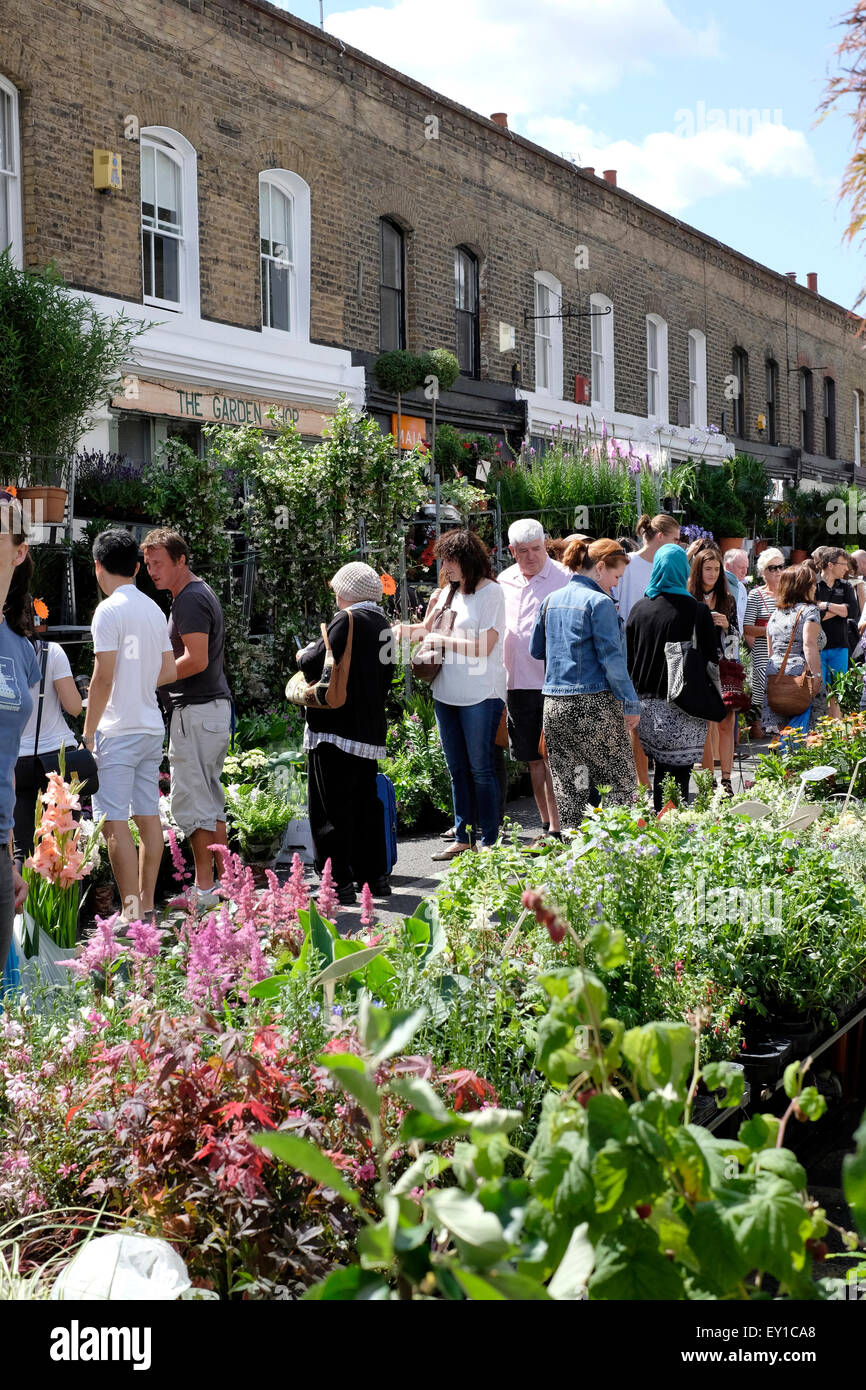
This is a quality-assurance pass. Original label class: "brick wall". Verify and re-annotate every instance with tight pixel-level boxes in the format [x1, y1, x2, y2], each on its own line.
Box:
[2, 0, 863, 461]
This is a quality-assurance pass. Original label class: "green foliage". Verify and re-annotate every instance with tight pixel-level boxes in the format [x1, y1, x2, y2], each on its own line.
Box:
[419, 349, 460, 394]
[144, 437, 234, 590]
[373, 350, 425, 396]
[680, 461, 747, 539]
[0, 251, 147, 475]
[382, 695, 452, 830]
[829, 663, 864, 715]
[223, 782, 300, 856]
[724, 453, 771, 534]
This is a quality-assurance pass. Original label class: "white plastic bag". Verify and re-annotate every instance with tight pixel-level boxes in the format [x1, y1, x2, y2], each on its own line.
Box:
[13, 911, 76, 990]
[51, 1233, 191, 1301]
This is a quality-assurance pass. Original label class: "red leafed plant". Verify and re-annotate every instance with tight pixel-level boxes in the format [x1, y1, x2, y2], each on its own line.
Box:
[439, 1068, 499, 1111]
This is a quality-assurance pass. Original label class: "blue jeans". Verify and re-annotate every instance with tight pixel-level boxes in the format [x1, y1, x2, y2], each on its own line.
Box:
[434, 697, 504, 846]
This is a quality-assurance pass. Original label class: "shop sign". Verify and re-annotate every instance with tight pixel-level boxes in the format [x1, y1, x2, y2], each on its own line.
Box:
[112, 378, 332, 435]
[391, 415, 428, 451]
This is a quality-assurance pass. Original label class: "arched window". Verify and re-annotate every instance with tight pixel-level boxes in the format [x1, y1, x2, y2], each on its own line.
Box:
[800, 369, 814, 453]
[731, 347, 747, 437]
[590, 293, 614, 413]
[140, 127, 199, 314]
[687, 329, 707, 428]
[646, 314, 668, 422]
[379, 218, 405, 351]
[454, 246, 479, 378]
[0, 75, 22, 266]
[259, 171, 311, 339]
[824, 376, 836, 459]
[534, 271, 563, 397]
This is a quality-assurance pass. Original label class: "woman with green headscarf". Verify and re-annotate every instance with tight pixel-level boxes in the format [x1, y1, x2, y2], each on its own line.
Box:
[625, 543, 719, 811]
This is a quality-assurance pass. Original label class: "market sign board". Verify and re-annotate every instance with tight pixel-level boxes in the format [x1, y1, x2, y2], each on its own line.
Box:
[112, 378, 333, 436]
[391, 415, 428, 451]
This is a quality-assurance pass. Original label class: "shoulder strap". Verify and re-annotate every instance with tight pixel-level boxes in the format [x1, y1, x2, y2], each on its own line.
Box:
[33, 641, 49, 760]
[442, 582, 457, 611]
[777, 608, 803, 678]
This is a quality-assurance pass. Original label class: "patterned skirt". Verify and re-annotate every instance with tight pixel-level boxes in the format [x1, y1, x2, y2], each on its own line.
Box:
[637, 696, 708, 766]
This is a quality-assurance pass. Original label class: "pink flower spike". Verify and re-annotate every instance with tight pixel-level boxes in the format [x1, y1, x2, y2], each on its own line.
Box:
[360, 883, 374, 927]
[317, 859, 338, 919]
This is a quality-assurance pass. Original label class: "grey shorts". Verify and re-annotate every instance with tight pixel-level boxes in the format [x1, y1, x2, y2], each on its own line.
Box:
[169, 699, 231, 836]
[91, 730, 165, 822]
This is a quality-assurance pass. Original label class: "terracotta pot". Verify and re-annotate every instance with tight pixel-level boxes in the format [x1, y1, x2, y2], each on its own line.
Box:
[790, 548, 808, 563]
[719, 537, 745, 554]
[18, 485, 67, 524]
[753, 539, 770, 556]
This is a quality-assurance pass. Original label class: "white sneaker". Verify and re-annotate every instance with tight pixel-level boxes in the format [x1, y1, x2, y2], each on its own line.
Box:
[194, 887, 222, 912]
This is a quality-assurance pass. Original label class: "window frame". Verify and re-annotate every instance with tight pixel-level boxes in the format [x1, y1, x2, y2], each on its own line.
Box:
[0, 75, 23, 267]
[855, 390, 863, 469]
[731, 347, 747, 438]
[379, 218, 406, 352]
[533, 271, 563, 398]
[140, 127, 200, 316]
[800, 368, 814, 453]
[646, 314, 669, 423]
[590, 293, 615, 413]
[454, 245, 479, 379]
[824, 376, 836, 459]
[687, 328, 707, 428]
[258, 170, 311, 341]
[765, 359, 778, 446]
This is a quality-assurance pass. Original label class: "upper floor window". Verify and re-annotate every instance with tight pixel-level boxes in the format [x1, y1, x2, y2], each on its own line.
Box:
[765, 359, 779, 446]
[379, 218, 405, 351]
[590, 293, 614, 413]
[534, 271, 563, 397]
[824, 376, 836, 459]
[0, 76, 22, 266]
[140, 128, 199, 314]
[454, 246, 479, 378]
[646, 314, 668, 422]
[855, 390, 863, 469]
[731, 348, 747, 437]
[687, 329, 707, 428]
[259, 171, 311, 339]
[800, 368, 814, 453]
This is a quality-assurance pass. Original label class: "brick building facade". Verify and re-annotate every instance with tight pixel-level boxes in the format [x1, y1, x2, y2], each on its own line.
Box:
[1, 0, 864, 489]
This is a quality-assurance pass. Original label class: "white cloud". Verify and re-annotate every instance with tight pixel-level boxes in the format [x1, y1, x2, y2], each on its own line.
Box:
[325, 0, 718, 117]
[522, 114, 820, 212]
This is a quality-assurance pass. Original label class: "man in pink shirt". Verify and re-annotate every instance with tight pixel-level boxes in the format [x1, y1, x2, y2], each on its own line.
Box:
[499, 519, 569, 844]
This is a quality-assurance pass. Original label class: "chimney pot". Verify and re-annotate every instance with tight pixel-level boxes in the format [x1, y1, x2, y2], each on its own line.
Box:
[807, 272, 818, 292]
[602, 169, 617, 186]
[582, 166, 596, 176]
[785, 272, 797, 281]
[490, 112, 508, 129]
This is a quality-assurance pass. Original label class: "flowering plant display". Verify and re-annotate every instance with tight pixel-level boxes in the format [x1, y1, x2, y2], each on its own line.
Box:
[22, 771, 97, 951]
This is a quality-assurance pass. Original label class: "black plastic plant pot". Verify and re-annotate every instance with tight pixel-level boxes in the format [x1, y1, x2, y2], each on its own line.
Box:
[739, 1035, 793, 1086]
[763, 1012, 820, 1059]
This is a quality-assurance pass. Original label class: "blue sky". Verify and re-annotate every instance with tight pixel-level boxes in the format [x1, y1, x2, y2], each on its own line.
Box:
[275, 0, 864, 310]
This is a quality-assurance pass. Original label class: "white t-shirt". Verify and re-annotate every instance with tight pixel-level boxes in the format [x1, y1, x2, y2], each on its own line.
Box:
[431, 580, 508, 707]
[613, 552, 653, 624]
[19, 642, 76, 756]
[91, 584, 173, 736]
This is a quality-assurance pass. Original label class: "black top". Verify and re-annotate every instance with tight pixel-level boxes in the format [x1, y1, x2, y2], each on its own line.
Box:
[815, 578, 858, 650]
[164, 578, 232, 708]
[626, 592, 718, 698]
[298, 605, 393, 748]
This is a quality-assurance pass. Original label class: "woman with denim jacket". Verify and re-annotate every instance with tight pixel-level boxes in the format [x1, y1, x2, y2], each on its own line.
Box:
[529, 538, 639, 830]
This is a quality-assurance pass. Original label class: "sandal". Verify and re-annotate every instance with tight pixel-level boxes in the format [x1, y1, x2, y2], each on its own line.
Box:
[720, 777, 734, 797]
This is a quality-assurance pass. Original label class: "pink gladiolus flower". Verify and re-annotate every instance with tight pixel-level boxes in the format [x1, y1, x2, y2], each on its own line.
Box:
[317, 859, 338, 919]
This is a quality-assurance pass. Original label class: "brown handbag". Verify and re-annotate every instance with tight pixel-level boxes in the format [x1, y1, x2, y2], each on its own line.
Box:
[410, 583, 457, 683]
[285, 610, 354, 708]
[766, 609, 820, 720]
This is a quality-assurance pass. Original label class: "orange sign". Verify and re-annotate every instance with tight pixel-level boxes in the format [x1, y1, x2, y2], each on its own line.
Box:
[391, 415, 428, 451]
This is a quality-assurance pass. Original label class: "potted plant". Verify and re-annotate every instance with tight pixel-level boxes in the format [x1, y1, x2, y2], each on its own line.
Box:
[73, 450, 152, 520]
[418, 348, 459, 466]
[682, 462, 747, 548]
[373, 349, 426, 456]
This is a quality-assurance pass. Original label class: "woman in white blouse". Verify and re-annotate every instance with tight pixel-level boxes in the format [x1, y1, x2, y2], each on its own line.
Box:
[394, 530, 506, 860]
[13, 630, 83, 862]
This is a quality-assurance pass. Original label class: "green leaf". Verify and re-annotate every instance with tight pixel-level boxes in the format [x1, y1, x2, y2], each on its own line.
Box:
[359, 998, 427, 1062]
[358, 1221, 393, 1270]
[547, 1222, 594, 1300]
[251, 1131, 360, 1210]
[783, 1060, 803, 1100]
[413, 897, 447, 959]
[688, 1203, 751, 1293]
[623, 1022, 694, 1092]
[702, 1061, 746, 1109]
[538, 970, 572, 1000]
[323, 1063, 380, 1118]
[842, 1113, 866, 1237]
[591, 1141, 665, 1215]
[464, 1108, 523, 1136]
[402, 915, 431, 958]
[426, 1189, 510, 1266]
[751, 1148, 807, 1190]
[388, 1076, 452, 1122]
[452, 1267, 551, 1300]
[400, 1109, 469, 1145]
[392, 1151, 451, 1195]
[303, 1266, 390, 1301]
[247, 973, 290, 1000]
[315, 1050, 366, 1074]
[797, 1086, 827, 1122]
[589, 1223, 685, 1300]
[738, 1113, 779, 1152]
[586, 1093, 632, 1148]
[589, 922, 627, 971]
[308, 900, 337, 969]
[716, 1173, 810, 1282]
[313, 943, 390, 987]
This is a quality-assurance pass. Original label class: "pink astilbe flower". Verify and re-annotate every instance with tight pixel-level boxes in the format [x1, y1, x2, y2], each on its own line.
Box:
[165, 826, 191, 884]
[62, 915, 122, 979]
[317, 858, 338, 919]
[185, 906, 269, 1008]
[288, 853, 310, 916]
[127, 918, 162, 960]
[255, 869, 303, 952]
[212, 844, 258, 922]
[359, 883, 374, 927]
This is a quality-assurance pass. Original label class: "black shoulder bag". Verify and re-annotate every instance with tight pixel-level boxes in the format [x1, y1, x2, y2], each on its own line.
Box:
[30, 642, 99, 794]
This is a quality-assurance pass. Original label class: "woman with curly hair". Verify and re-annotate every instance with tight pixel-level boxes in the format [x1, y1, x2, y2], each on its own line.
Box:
[0, 491, 40, 975]
[688, 541, 739, 794]
[393, 530, 506, 860]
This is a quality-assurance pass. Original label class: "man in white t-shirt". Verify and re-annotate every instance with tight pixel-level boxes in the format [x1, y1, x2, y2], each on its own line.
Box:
[82, 530, 176, 922]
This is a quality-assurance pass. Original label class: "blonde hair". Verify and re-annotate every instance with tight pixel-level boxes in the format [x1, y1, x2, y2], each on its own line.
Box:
[636, 512, 680, 543]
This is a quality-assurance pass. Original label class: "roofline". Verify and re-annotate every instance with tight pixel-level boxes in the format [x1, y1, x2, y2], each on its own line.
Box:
[240, 0, 857, 320]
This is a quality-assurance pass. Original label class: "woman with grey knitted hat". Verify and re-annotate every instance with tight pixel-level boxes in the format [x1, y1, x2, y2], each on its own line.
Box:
[297, 561, 393, 908]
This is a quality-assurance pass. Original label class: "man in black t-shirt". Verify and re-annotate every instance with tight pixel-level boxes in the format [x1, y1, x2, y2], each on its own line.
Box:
[814, 547, 858, 705]
[143, 528, 232, 904]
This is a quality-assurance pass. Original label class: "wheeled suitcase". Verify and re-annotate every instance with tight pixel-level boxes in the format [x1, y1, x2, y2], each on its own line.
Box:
[377, 772, 398, 874]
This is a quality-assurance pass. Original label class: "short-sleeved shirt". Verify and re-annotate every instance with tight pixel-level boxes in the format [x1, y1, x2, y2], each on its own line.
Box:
[0, 620, 42, 837]
[767, 603, 820, 673]
[163, 578, 232, 709]
[613, 553, 653, 625]
[815, 578, 857, 649]
[91, 583, 174, 737]
[18, 642, 76, 756]
[498, 557, 569, 690]
[431, 580, 508, 707]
